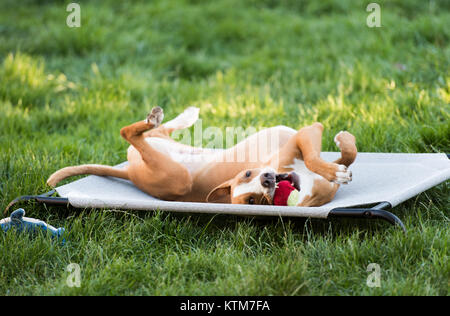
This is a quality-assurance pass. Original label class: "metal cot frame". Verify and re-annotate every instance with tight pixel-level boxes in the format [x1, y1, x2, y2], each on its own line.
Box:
[5, 154, 449, 233]
[4, 190, 406, 231]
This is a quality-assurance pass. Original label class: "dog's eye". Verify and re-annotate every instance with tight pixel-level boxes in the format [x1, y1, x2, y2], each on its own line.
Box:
[245, 171, 251, 177]
[248, 197, 255, 204]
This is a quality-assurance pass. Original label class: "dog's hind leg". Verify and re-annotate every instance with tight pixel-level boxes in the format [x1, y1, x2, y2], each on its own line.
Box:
[122, 106, 164, 139]
[143, 106, 199, 138]
[120, 106, 169, 165]
[47, 107, 166, 188]
[120, 107, 193, 199]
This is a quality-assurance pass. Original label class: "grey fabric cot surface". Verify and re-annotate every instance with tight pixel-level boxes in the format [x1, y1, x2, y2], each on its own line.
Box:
[55, 152, 450, 219]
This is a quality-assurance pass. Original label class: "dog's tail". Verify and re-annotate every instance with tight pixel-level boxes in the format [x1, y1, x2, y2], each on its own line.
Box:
[47, 164, 129, 187]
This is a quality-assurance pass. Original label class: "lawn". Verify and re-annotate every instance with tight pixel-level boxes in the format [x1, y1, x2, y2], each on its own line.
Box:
[0, 0, 448, 295]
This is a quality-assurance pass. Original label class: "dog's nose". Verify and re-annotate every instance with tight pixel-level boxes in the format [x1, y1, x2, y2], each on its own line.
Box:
[260, 172, 275, 188]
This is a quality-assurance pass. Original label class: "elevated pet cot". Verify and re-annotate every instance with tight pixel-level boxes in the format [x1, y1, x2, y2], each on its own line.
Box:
[5, 152, 450, 232]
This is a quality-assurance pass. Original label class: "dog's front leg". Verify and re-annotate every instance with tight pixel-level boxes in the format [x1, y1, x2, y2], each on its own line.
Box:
[296, 123, 352, 184]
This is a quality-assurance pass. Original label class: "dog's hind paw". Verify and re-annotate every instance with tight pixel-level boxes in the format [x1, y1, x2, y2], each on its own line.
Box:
[146, 106, 164, 127]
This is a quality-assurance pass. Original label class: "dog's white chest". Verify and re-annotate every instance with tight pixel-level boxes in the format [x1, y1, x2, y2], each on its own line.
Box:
[285, 158, 327, 205]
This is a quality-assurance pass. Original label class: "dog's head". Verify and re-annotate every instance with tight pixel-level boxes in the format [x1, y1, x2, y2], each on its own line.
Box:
[206, 167, 278, 205]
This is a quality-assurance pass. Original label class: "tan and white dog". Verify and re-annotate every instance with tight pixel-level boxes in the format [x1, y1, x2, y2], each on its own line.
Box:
[47, 106, 357, 207]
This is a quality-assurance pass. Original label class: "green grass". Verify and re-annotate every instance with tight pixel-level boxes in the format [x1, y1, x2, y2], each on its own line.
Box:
[0, 0, 449, 295]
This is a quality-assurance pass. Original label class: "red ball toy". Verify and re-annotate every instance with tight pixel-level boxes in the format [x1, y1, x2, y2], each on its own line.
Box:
[273, 180, 297, 206]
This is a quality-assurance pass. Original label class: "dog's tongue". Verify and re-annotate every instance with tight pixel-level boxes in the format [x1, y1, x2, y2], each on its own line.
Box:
[273, 180, 297, 206]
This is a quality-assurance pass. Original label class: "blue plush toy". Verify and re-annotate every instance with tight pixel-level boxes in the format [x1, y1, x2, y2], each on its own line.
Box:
[0, 208, 65, 243]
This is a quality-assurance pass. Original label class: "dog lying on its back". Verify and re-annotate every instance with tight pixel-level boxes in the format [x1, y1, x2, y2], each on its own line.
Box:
[48, 107, 357, 206]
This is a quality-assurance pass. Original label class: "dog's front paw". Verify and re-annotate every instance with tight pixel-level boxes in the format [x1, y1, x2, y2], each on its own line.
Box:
[146, 106, 164, 127]
[332, 164, 352, 184]
[334, 131, 356, 150]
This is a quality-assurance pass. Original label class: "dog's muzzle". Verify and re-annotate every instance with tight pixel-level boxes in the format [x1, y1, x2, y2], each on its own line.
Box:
[260, 171, 277, 199]
[276, 172, 301, 191]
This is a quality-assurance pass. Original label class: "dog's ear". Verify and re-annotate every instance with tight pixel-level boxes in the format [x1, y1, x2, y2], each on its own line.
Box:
[261, 193, 272, 205]
[206, 180, 232, 203]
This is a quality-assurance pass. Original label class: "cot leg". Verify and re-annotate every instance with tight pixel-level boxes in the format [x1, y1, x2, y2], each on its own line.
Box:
[328, 202, 406, 232]
[3, 190, 69, 215]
